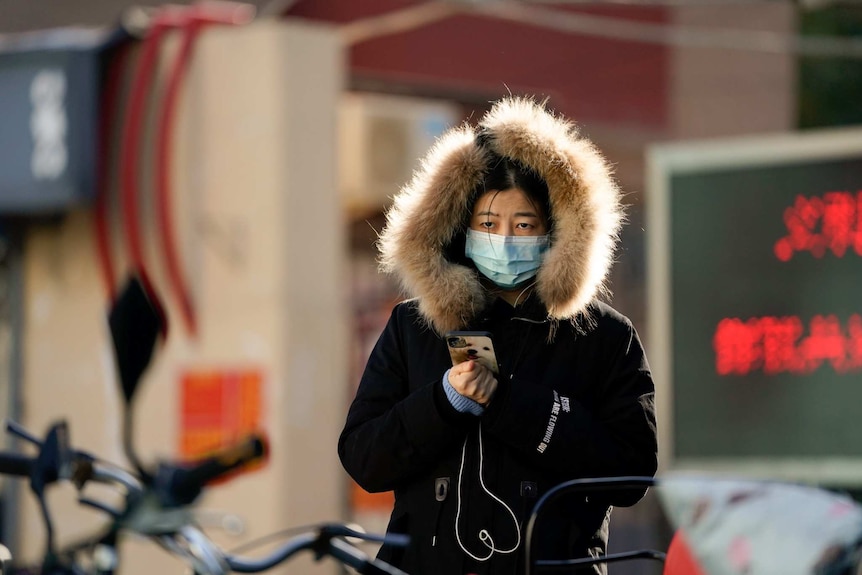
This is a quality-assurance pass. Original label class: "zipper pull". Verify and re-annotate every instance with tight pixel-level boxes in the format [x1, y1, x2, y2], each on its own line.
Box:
[433, 477, 450, 547]
[435, 477, 450, 501]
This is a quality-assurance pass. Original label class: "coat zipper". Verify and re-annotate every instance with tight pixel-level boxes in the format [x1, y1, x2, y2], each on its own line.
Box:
[504, 320, 537, 378]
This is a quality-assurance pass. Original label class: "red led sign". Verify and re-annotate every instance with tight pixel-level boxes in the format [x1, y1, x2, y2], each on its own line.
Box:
[714, 314, 862, 376]
[653, 129, 862, 472]
[716, 190, 862, 377]
[774, 190, 862, 261]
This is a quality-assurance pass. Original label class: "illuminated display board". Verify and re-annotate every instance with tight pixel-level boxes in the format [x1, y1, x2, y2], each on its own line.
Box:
[647, 128, 862, 484]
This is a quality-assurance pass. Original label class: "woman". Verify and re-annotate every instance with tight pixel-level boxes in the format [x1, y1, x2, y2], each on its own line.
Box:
[338, 97, 658, 575]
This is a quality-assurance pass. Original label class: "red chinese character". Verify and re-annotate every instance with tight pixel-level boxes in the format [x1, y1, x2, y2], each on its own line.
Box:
[714, 318, 762, 375]
[822, 191, 855, 258]
[855, 192, 862, 257]
[774, 195, 825, 261]
[760, 316, 803, 375]
[799, 315, 847, 373]
[846, 314, 862, 371]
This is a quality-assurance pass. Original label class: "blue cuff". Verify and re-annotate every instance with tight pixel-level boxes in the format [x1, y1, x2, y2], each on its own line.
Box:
[442, 369, 485, 416]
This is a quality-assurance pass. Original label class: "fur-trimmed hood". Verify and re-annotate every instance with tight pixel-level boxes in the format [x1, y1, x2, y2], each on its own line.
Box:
[377, 97, 624, 336]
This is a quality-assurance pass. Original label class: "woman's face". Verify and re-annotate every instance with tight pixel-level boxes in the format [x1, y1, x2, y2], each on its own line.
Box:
[469, 187, 548, 237]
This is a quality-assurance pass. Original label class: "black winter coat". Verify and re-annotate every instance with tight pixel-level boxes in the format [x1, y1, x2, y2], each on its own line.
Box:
[338, 295, 658, 575]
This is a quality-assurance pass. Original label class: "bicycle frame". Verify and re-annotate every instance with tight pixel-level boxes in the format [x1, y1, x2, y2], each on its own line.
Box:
[523, 476, 665, 574]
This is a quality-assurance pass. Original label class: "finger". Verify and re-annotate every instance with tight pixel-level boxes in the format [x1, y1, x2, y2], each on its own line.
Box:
[448, 369, 477, 394]
[475, 370, 496, 388]
[451, 360, 475, 378]
[476, 376, 497, 398]
[470, 361, 489, 375]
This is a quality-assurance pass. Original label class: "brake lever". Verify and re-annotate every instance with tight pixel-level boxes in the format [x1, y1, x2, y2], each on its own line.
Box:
[6, 420, 43, 447]
[321, 524, 409, 547]
[369, 532, 410, 547]
[79, 497, 122, 520]
[192, 510, 245, 536]
[160, 525, 229, 575]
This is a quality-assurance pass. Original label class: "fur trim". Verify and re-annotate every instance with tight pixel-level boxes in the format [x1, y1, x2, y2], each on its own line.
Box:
[377, 97, 624, 336]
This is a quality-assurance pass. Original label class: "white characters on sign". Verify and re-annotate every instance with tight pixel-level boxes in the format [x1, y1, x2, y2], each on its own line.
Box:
[30, 69, 68, 180]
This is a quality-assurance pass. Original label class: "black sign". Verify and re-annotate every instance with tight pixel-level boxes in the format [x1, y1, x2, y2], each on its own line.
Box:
[648, 130, 862, 484]
[0, 35, 101, 213]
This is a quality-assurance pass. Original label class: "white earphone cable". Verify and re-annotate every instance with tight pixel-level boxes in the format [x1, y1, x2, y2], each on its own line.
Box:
[454, 425, 522, 562]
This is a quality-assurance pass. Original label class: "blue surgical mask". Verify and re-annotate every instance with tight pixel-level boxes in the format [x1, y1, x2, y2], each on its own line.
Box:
[465, 229, 550, 289]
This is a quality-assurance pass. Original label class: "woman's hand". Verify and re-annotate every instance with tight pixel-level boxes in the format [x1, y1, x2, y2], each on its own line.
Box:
[448, 360, 498, 405]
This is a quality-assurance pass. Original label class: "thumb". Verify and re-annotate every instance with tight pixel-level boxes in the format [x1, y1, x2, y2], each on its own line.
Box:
[458, 359, 475, 373]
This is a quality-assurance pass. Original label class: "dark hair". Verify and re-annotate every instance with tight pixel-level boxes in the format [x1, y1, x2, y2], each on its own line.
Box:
[475, 154, 552, 229]
[444, 150, 553, 265]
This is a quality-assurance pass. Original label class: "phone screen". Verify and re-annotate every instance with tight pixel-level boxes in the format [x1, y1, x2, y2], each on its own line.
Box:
[446, 331, 499, 374]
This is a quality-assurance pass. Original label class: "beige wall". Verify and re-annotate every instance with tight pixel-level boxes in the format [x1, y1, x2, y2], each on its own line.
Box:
[669, 3, 797, 139]
[19, 19, 346, 575]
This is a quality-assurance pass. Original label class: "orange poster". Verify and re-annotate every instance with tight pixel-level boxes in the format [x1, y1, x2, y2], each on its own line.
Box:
[179, 369, 266, 474]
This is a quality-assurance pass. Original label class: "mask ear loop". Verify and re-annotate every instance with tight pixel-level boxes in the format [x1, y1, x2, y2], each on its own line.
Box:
[454, 425, 522, 562]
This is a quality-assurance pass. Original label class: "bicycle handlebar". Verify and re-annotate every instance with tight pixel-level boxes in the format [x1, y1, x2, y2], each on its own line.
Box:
[0, 423, 406, 575]
[0, 268, 404, 575]
[224, 526, 410, 575]
[156, 435, 268, 507]
[0, 452, 35, 477]
[151, 523, 409, 575]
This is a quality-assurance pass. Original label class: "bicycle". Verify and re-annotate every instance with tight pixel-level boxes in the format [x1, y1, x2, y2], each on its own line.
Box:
[0, 275, 409, 575]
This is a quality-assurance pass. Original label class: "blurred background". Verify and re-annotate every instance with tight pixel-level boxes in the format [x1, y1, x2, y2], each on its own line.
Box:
[1, 0, 862, 573]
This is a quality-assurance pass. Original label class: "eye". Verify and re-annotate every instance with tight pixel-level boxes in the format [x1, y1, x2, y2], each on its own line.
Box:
[516, 222, 534, 230]
[479, 221, 494, 229]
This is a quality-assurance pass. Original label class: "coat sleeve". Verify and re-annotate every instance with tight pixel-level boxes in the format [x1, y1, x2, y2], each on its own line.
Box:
[338, 304, 474, 493]
[482, 317, 658, 506]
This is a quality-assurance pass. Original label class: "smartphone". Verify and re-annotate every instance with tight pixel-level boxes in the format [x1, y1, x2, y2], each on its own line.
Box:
[445, 331, 499, 374]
